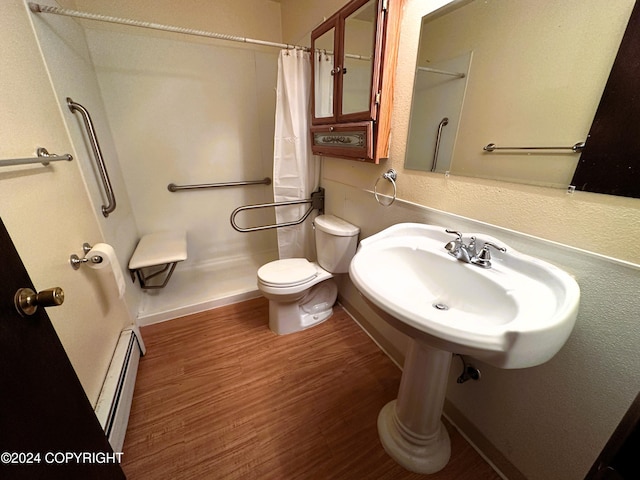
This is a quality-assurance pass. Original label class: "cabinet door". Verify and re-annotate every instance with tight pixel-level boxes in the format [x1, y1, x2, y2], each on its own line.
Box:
[311, 0, 380, 125]
[311, 21, 338, 124]
[339, 0, 379, 122]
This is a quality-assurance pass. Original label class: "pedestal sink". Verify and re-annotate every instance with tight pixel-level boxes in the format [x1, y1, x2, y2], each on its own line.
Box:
[348, 223, 580, 474]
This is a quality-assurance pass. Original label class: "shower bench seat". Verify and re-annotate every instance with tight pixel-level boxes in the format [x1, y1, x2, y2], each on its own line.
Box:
[128, 230, 187, 289]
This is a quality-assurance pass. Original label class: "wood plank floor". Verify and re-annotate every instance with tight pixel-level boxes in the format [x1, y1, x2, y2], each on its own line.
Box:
[121, 298, 501, 480]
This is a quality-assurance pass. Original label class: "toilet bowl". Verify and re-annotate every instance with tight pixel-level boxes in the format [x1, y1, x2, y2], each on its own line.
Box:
[257, 215, 360, 335]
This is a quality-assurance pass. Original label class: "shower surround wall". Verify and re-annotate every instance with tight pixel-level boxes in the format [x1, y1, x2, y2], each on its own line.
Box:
[86, 30, 279, 322]
[54, 0, 284, 322]
[29, 0, 142, 321]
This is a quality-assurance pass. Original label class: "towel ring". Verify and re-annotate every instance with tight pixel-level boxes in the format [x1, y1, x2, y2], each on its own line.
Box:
[374, 169, 397, 207]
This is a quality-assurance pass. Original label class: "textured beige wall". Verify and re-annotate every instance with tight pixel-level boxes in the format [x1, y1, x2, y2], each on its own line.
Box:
[2, 0, 131, 405]
[322, 0, 640, 264]
[66, 0, 283, 44]
[279, 1, 640, 479]
[281, 0, 640, 263]
[279, 0, 348, 45]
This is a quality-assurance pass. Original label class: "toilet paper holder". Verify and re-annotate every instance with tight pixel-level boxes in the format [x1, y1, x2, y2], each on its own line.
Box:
[69, 242, 103, 270]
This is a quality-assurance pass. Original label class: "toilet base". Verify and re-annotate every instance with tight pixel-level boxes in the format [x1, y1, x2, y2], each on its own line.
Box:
[269, 301, 333, 335]
[267, 279, 338, 335]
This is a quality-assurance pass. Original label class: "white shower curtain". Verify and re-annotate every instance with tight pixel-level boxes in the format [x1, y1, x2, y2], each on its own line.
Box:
[273, 49, 320, 259]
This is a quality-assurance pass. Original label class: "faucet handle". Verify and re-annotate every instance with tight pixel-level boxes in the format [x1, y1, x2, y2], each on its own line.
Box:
[481, 242, 507, 254]
[444, 229, 462, 253]
[445, 229, 462, 240]
[473, 242, 507, 268]
[468, 236, 477, 256]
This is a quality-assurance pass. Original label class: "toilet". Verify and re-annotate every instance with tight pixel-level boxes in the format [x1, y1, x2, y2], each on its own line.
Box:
[257, 214, 360, 335]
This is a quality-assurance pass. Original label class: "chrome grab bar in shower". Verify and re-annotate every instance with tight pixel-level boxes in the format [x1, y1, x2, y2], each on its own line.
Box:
[432, 118, 449, 172]
[230, 188, 324, 233]
[168, 177, 271, 192]
[67, 97, 116, 218]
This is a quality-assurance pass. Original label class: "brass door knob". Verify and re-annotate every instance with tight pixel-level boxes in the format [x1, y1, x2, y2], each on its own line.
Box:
[14, 287, 65, 317]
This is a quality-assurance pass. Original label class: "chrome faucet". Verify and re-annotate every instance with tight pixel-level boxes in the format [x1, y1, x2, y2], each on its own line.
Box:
[444, 230, 475, 262]
[444, 229, 506, 269]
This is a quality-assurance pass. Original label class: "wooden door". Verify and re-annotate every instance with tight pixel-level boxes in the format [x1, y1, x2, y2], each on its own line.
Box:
[0, 218, 125, 479]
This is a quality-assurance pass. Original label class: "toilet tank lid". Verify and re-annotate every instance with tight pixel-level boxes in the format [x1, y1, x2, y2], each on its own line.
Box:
[314, 215, 360, 237]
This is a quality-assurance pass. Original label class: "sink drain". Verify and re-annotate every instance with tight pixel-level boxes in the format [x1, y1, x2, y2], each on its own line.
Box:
[433, 303, 449, 311]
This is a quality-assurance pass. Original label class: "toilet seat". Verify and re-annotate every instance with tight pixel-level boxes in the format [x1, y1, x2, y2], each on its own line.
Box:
[257, 258, 332, 297]
[258, 258, 318, 287]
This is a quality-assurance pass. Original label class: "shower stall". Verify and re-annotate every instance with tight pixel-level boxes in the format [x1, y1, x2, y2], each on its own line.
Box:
[28, 0, 293, 324]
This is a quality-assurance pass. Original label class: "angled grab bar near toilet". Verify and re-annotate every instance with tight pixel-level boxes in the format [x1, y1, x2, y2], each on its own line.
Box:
[168, 177, 271, 192]
[230, 188, 324, 233]
[67, 97, 117, 218]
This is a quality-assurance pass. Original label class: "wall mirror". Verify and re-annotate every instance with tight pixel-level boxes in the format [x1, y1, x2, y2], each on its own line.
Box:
[404, 0, 637, 197]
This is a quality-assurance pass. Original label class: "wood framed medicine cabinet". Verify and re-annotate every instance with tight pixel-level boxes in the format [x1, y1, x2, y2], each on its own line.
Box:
[310, 0, 402, 164]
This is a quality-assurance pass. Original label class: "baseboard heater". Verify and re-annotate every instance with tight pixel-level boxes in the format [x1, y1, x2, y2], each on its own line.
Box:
[94, 328, 143, 452]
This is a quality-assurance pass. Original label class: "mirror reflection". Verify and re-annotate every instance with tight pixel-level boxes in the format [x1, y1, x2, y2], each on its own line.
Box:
[404, 0, 635, 191]
[313, 27, 335, 119]
[342, 0, 376, 115]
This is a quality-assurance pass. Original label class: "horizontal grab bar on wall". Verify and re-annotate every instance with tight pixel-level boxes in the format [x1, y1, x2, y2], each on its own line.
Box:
[417, 66, 466, 78]
[168, 177, 271, 192]
[230, 188, 324, 233]
[67, 97, 117, 217]
[0, 147, 72, 168]
[483, 142, 586, 153]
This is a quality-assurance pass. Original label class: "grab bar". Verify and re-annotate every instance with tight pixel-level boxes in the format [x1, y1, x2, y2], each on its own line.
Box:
[417, 66, 466, 78]
[230, 188, 324, 233]
[483, 141, 585, 153]
[0, 147, 72, 168]
[432, 118, 449, 172]
[168, 177, 271, 192]
[67, 97, 116, 217]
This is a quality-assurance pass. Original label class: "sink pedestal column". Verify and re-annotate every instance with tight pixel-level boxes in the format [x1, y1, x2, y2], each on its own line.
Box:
[378, 338, 452, 474]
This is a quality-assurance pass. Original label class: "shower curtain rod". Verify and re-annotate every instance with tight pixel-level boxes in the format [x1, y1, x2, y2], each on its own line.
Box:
[28, 2, 309, 52]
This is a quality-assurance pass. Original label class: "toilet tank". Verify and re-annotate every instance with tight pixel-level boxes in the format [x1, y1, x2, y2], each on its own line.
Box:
[314, 215, 360, 273]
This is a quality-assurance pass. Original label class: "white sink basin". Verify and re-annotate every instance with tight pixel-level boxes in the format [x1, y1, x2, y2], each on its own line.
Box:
[348, 223, 581, 474]
[349, 223, 580, 369]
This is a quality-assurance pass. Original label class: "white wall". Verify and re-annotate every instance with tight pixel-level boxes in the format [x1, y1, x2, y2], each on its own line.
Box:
[1, 0, 132, 405]
[85, 30, 278, 266]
